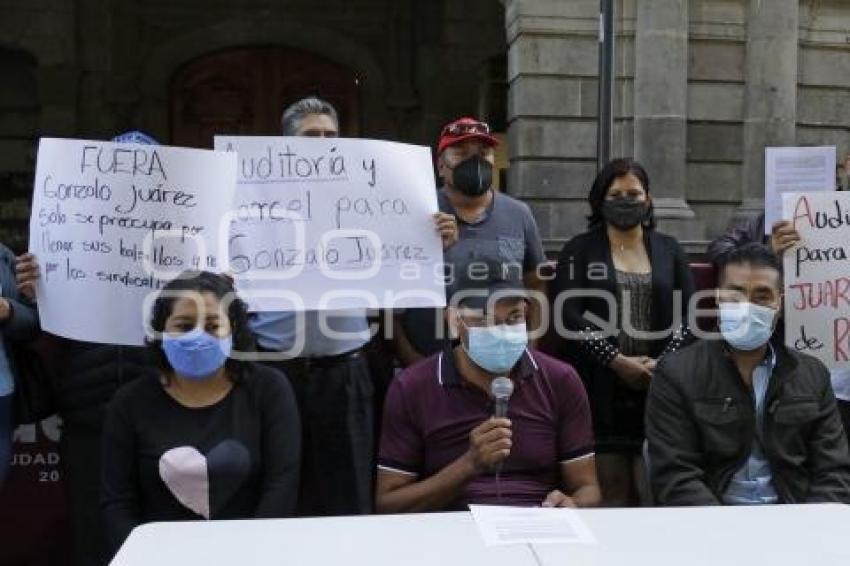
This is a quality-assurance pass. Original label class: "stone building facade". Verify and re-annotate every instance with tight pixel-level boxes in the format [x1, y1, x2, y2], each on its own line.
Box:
[508, 0, 850, 254]
[1, 0, 850, 256]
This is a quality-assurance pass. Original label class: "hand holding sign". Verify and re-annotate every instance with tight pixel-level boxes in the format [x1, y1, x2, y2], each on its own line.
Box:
[769, 220, 801, 256]
[433, 212, 459, 250]
[15, 253, 39, 301]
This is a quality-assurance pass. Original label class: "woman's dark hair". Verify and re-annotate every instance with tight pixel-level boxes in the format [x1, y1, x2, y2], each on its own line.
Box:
[587, 158, 656, 230]
[146, 271, 255, 382]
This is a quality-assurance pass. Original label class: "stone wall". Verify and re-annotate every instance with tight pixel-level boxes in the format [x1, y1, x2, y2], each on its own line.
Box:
[507, 0, 850, 255]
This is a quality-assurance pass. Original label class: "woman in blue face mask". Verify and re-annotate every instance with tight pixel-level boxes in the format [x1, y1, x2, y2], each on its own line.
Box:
[101, 271, 300, 559]
[545, 159, 696, 507]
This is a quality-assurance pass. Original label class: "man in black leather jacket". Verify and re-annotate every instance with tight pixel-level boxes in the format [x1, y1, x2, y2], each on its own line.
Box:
[646, 244, 850, 505]
[707, 211, 850, 441]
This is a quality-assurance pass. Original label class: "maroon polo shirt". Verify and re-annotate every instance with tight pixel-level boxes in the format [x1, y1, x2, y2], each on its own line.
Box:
[378, 346, 594, 509]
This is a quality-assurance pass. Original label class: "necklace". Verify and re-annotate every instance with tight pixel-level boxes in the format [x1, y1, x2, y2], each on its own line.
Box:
[611, 238, 628, 252]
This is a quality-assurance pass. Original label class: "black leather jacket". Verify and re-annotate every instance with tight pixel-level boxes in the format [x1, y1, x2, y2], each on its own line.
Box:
[646, 338, 850, 505]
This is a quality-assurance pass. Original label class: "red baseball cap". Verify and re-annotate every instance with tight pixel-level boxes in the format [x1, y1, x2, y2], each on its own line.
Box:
[437, 117, 500, 154]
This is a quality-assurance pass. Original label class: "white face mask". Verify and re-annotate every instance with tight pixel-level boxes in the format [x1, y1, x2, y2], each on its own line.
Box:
[462, 322, 528, 374]
[718, 302, 777, 351]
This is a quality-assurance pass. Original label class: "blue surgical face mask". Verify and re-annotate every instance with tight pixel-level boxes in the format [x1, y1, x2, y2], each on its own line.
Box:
[719, 302, 777, 351]
[162, 329, 233, 380]
[462, 321, 528, 374]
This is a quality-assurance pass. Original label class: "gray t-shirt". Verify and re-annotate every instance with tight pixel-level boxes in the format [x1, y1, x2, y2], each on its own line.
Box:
[402, 189, 546, 356]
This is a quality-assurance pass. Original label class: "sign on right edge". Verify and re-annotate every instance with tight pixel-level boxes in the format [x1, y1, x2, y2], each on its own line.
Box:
[765, 146, 835, 234]
[783, 191, 850, 369]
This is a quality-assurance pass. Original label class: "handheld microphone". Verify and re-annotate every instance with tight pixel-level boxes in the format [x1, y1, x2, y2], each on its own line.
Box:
[490, 376, 514, 418]
[490, 377, 514, 475]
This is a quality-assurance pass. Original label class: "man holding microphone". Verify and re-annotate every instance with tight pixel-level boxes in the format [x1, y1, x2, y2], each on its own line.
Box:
[375, 259, 600, 512]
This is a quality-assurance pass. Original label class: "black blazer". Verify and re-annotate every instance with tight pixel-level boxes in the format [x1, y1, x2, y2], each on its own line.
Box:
[547, 226, 695, 425]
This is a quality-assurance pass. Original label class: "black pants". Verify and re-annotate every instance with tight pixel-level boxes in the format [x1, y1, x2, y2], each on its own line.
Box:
[839, 400, 850, 442]
[363, 334, 396, 445]
[263, 352, 374, 516]
[60, 423, 105, 566]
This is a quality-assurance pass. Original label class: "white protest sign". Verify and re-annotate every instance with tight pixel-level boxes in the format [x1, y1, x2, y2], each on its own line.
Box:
[765, 146, 835, 234]
[782, 191, 850, 369]
[29, 138, 237, 345]
[214, 136, 446, 311]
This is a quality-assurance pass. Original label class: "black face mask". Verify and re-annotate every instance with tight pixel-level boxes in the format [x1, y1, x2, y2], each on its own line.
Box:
[602, 199, 649, 230]
[450, 154, 493, 196]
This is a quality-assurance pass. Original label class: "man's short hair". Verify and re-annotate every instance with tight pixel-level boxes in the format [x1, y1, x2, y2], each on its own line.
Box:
[718, 242, 783, 287]
[280, 96, 338, 136]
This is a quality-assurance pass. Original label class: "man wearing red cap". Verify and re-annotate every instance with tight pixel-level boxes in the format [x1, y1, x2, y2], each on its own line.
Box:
[393, 117, 547, 366]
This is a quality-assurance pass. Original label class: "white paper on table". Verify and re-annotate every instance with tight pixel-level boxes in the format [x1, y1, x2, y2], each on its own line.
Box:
[469, 505, 597, 546]
[764, 146, 835, 234]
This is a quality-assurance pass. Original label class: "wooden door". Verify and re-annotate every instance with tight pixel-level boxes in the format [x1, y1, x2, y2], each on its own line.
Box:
[170, 47, 360, 148]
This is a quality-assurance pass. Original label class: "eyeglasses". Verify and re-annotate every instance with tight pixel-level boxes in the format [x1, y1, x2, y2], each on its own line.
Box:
[460, 313, 526, 328]
[442, 120, 490, 137]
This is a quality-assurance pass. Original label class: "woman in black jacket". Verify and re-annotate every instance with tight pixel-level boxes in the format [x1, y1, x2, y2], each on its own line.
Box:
[548, 159, 694, 506]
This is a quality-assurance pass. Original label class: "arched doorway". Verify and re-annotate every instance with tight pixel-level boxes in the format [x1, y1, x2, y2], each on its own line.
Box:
[170, 47, 361, 148]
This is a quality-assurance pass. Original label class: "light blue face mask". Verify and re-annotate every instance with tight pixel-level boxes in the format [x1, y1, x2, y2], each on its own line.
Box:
[162, 329, 233, 380]
[462, 321, 528, 374]
[719, 302, 777, 351]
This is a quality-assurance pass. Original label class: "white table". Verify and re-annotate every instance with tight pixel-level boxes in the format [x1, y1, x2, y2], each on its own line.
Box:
[110, 512, 535, 566]
[111, 504, 850, 566]
[533, 504, 850, 566]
